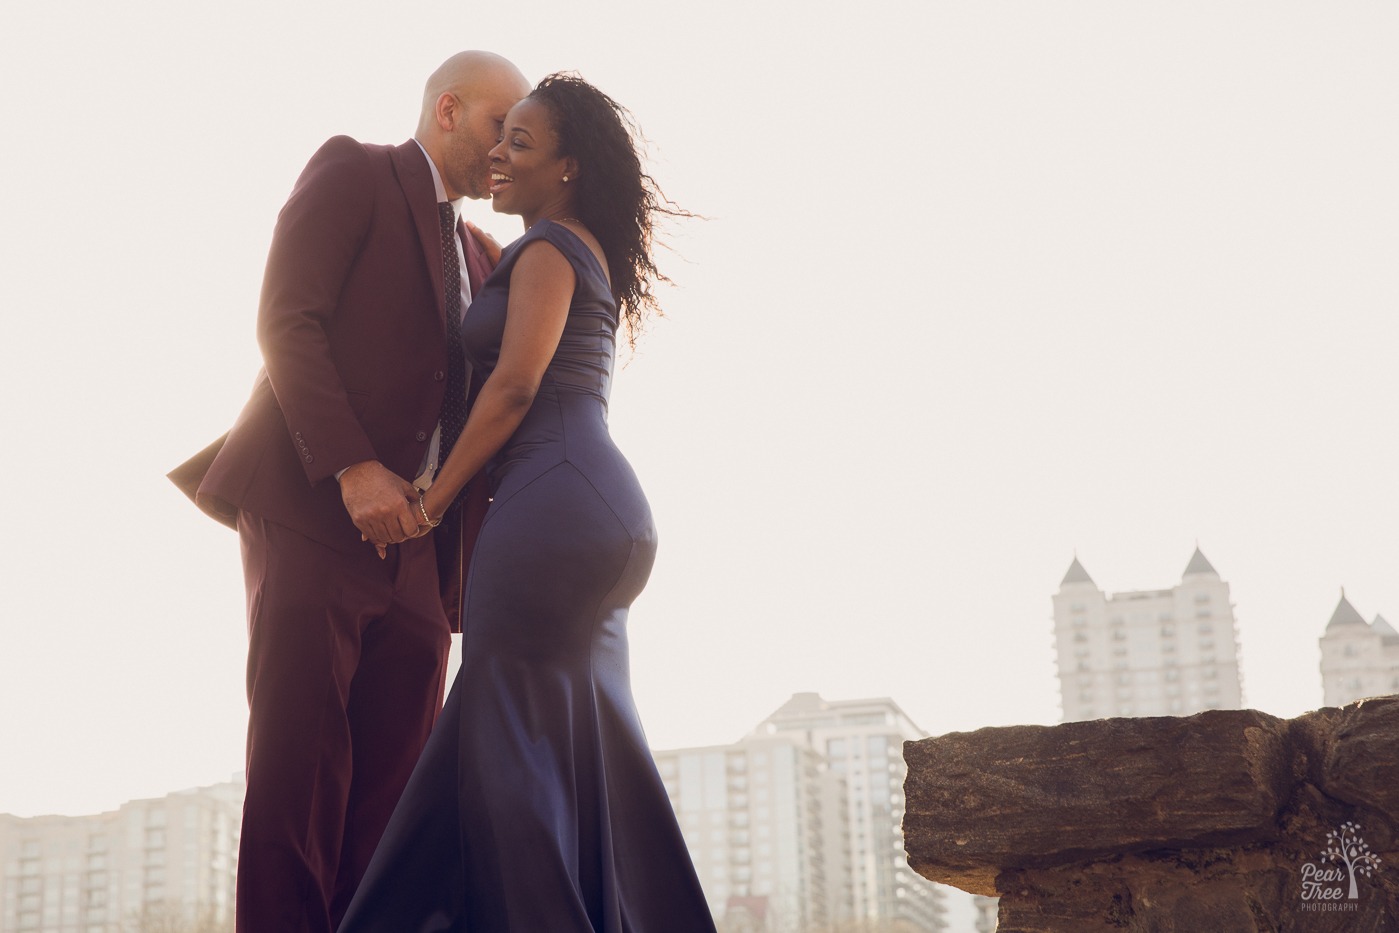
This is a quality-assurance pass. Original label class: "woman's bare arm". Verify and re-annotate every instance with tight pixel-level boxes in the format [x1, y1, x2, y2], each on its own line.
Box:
[417, 239, 576, 524]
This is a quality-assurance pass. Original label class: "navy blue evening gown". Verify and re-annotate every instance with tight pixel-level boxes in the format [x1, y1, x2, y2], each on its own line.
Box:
[337, 220, 716, 932]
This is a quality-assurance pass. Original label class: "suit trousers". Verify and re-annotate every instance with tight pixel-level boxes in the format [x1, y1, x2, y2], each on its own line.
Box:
[236, 512, 451, 933]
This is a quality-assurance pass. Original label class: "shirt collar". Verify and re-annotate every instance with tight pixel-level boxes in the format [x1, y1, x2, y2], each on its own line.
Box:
[412, 138, 463, 219]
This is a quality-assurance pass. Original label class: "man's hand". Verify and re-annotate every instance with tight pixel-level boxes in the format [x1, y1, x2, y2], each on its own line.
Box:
[338, 460, 419, 549]
[465, 220, 503, 266]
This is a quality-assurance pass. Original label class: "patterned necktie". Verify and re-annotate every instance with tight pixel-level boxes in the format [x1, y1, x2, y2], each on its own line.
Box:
[438, 202, 468, 468]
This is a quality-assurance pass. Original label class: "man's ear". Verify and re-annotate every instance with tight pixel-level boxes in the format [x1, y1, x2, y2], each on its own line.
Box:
[435, 92, 460, 131]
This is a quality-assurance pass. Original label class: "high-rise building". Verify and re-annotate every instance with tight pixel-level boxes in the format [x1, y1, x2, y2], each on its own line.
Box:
[1319, 592, 1399, 706]
[752, 693, 946, 932]
[0, 779, 241, 933]
[657, 694, 946, 932]
[655, 733, 852, 931]
[1052, 547, 1244, 722]
[971, 894, 999, 932]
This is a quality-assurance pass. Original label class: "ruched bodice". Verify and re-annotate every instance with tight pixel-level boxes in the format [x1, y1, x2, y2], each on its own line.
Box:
[463, 220, 653, 542]
[463, 219, 616, 404]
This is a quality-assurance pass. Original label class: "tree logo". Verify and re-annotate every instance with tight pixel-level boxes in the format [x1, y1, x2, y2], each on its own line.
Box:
[1300, 821, 1383, 907]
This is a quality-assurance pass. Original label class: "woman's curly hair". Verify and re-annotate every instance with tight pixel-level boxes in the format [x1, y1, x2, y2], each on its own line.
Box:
[528, 73, 687, 342]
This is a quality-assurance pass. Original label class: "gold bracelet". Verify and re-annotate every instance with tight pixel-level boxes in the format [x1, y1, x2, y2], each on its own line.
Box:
[417, 491, 441, 528]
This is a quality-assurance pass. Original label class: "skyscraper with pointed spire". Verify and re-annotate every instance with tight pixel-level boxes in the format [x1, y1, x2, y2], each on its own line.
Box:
[1052, 547, 1245, 721]
[1318, 592, 1399, 706]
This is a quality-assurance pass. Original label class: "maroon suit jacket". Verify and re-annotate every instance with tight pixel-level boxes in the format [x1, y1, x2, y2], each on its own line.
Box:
[169, 137, 492, 629]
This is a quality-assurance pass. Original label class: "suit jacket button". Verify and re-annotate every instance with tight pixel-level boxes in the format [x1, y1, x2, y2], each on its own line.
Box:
[295, 432, 304, 440]
[434, 371, 445, 381]
[416, 431, 428, 442]
[304, 454, 314, 463]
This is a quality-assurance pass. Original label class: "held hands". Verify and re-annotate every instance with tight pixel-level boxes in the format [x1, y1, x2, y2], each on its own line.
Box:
[371, 488, 447, 558]
[339, 460, 421, 557]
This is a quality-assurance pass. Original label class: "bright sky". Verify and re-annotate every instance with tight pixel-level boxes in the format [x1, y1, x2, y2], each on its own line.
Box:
[2, 1, 1395, 854]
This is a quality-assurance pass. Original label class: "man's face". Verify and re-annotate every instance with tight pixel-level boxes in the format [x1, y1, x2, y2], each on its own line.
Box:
[444, 80, 527, 200]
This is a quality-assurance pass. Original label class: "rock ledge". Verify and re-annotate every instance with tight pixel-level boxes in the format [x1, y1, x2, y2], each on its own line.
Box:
[903, 698, 1399, 931]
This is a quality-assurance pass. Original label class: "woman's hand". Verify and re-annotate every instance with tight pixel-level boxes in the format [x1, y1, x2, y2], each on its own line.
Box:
[465, 220, 503, 267]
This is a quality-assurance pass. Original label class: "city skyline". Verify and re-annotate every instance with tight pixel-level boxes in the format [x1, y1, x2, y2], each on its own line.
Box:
[2, 2, 1396, 827]
[1052, 547, 1245, 721]
[0, 779, 242, 932]
[3, 690, 958, 933]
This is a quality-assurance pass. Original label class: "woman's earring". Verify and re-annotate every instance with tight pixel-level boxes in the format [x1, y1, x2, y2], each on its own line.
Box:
[562, 175, 570, 183]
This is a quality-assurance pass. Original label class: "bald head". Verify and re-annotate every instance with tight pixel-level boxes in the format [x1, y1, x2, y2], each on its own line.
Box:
[416, 51, 529, 136]
[414, 51, 530, 200]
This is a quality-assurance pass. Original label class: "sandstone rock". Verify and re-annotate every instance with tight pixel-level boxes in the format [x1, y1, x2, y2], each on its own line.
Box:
[1312, 697, 1399, 820]
[903, 709, 1290, 894]
[902, 697, 1399, 930]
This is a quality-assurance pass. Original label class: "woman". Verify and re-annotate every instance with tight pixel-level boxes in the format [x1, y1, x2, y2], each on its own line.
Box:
[337, 74, 716, 931]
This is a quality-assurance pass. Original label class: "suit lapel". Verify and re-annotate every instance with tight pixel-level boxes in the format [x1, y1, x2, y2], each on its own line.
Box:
[390, 140, 447, 328]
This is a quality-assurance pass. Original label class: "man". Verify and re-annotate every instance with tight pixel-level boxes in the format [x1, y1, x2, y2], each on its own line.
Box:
[168, 52, 531, 933]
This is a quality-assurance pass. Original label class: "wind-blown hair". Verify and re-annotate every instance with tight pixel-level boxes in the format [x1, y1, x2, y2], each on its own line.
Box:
[529, 73, 686, 342]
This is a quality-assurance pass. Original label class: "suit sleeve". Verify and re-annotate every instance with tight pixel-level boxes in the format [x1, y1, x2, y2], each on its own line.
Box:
[257, 135, 380, 486]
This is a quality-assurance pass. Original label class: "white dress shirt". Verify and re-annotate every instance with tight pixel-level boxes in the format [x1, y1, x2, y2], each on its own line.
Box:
[411, 140, 473, 490]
